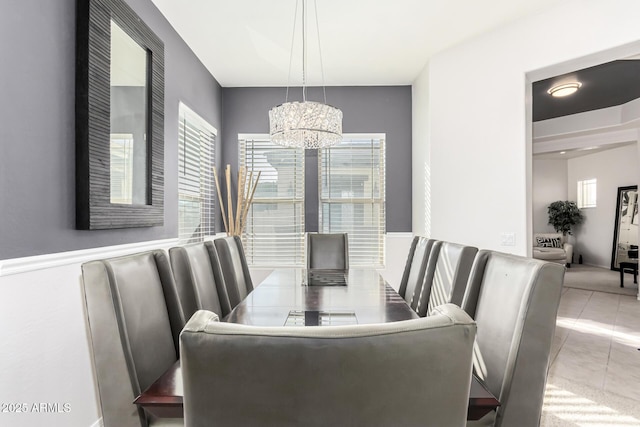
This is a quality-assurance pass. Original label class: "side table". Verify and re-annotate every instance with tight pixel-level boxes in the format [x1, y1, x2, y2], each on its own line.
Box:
[619, 260, 638, 288]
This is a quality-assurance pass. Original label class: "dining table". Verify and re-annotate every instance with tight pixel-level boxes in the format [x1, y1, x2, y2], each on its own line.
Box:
[135, 268, 500, 421]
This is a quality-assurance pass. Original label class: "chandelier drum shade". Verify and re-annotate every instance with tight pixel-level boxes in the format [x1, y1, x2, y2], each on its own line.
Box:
[269, 0, 343, 149]
[269, 101, 342, 149]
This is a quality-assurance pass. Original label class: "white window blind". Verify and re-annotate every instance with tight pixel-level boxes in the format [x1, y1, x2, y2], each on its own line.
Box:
[577, 178, 597, 208]
[319, 135, 386, 268]
[239, 135, 305, 267]
[178, 103, 217, 243]
[110, 133, 134, 204]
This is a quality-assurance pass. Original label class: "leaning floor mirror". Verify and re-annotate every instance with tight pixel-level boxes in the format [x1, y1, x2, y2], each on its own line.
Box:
[611, 185, 639, 270]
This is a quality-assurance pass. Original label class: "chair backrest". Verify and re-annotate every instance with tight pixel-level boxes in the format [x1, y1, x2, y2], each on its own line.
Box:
[415, 241, 478, 317]
[81, 250, 182, 427]
[169, 242, 232, 320]
[181, 304, 476, 427]
[397, 236, 434, 306]
[306, 233, 349, 269]
[462, 250, 565, 427]
[213, 236, 253, 309]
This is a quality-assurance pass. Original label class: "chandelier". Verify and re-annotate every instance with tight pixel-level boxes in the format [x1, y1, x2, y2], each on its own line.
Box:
[269, 0, 343, 149]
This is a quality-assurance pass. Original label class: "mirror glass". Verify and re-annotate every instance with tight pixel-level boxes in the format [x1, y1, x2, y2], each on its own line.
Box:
[612, 186, 639, 269]
[110, 20, 148, 205]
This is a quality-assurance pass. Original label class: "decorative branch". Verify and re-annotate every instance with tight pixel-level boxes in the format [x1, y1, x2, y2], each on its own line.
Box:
[213, 165, 261, 237]
[212, 167, 228, 234]
[225, 165, 234, 235]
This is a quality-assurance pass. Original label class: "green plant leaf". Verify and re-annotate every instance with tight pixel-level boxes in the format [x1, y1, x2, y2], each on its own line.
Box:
[548, 200, 584, 235]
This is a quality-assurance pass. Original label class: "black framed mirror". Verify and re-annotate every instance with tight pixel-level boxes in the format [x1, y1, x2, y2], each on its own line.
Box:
[76, 0, 164, 229]
[611, 185, 638, 270]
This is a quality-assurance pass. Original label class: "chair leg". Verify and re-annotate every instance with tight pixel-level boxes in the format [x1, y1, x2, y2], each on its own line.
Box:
[620, 268, 624, 288]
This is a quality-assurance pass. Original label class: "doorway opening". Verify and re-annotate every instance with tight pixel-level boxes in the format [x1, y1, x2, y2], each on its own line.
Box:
[527, 48, 640, 279]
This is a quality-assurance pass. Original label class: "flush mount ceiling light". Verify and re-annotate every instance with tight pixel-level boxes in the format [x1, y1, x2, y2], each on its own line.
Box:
[547, 82, 582, 97]
[268, 0, 343, 149]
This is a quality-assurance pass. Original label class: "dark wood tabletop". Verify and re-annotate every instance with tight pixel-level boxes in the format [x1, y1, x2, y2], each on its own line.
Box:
[135, 268, 499, 420]
[225, 269, 420, 325]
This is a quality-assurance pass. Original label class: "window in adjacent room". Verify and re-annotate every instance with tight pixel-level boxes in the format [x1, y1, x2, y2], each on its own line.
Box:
[319, 134, 386, 268]
[239, 135, 305, 267]
[110, 133, 135, 204]
[178, 103, 217, 243]
[577, 178, 597, 208]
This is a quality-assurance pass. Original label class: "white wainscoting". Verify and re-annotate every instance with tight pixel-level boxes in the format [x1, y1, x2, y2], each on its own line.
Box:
[0, 239, 178, 427]
[376, 232, 413, 291]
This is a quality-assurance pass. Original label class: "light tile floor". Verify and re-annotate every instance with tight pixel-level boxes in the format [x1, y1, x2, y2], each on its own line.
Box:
[541, 287, 640, 426]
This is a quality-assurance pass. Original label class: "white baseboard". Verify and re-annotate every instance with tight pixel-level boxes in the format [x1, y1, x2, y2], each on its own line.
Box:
[385, 232, 413, 238]
[580, 262, 610, 269]
[0, 238, 179, 277]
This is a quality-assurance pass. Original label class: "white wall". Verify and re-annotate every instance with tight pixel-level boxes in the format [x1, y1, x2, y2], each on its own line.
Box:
[568, 144, 639, 268]
[0, 263, 99, 427]
[533, 158, 568, 233]
[376, 233, 413, 291]
[414, 0, 640, 254]
[412, 63, 431, 237]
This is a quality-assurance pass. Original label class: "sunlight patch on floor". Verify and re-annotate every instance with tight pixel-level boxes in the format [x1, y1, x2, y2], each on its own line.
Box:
[544, 384, 640, 426]
[556, 317, 640, 346]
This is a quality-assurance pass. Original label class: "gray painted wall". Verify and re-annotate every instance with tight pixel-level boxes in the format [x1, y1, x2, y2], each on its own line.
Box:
[221, 86, 412, 232]
[0, 0, 223, 260]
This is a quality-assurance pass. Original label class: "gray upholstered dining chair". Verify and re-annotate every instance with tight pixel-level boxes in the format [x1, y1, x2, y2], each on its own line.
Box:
[462, 250, 564, 427]
[169, 241, 232, 319]
[306, 232, 349, 269]
[415, 241, 478, 317]
[81, 251, 184, 427]
[397, 236, 435, 309]
[181, 304, 476, 427]
[213, 236, 253, 309]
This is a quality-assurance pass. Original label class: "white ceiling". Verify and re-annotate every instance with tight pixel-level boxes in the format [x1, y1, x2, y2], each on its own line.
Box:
[533, 142, 636, 160]
[151, 0, 563, 87]
[533, 97, 640, 160]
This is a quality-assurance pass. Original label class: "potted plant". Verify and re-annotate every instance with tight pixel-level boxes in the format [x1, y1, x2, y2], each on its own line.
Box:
[547, 200, 584, 236]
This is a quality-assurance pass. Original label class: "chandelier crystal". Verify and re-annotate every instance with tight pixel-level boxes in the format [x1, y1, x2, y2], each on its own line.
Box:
[269, 0, 343, 149]
[269, 101, 342, 149]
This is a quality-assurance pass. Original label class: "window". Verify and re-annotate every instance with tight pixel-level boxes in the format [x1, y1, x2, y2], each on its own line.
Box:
[577, 179, 597, 208]
[178, 103, 216, 243]
[239, 135, 305, 267]
[319, 134, 386, 267]
[110, 133, 135, 204]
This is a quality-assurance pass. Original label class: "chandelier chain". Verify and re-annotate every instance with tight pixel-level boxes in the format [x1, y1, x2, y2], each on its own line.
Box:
[285, 0, 299, 103]
[302, 0, 307, 102]
[313, 0, 327, 104]
[268, 0, 343, 149]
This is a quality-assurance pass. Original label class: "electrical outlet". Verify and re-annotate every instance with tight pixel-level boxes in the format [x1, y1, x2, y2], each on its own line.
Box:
[500, 232, 516, 246]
